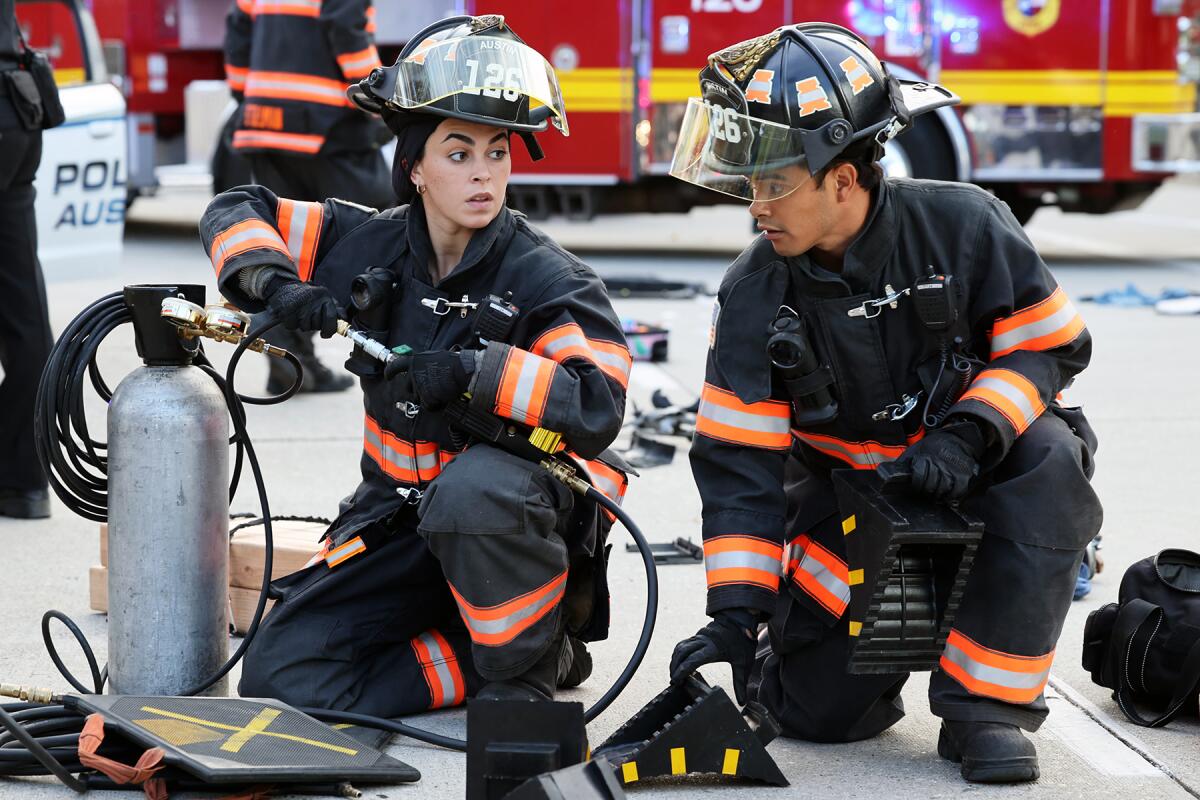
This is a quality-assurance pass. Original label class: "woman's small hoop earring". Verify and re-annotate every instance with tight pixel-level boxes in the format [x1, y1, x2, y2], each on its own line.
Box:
[416, 184, 427, 195]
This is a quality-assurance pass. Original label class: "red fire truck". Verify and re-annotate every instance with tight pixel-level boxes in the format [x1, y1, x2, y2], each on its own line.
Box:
[499, 0, 1200, 222]
[87, 0, 1200, 223]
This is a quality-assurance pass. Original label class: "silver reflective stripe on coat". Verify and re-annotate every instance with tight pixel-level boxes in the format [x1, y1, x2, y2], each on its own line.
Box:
[990, 298, 1080, 355]
[705, 550, 783, 577]
[793, 433, 898, 467]
[796, 549, 850, 609]
[506, 353, 547, 422]
[213, 224, 285, 265]
[282, 202, 318, 265]
[970, 373, 1041, 428]
[698, 396, 790, 435]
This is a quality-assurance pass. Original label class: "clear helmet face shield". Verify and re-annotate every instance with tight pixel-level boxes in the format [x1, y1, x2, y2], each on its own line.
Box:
[390, 35, 569, 135]
[669, 97, 813, 202]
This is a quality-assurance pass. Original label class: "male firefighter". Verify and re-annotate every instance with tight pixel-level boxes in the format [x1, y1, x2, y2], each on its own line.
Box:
[224, 0, 393, 394]
[668, 23, 1102, 783]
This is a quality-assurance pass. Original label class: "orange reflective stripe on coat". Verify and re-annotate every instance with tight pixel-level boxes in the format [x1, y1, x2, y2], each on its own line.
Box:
[574, 455, 628, 522]
[245, 71, 355, 107]
[337, 46, 383, 79]
[364, 416, 444, 485]
[940, 629, 1054, 704]
[704, 535, 782, 592]
[410, 630, 466, 709]
[225, 64, 248, 91]
[695, 383, 791, 450]
[232, 129, 325, 154]
[365, 6, 376, 34]
[236, 0, 256, 14]
[788, 534, 850, 617]
[277, 199, 323, 281]
[449, 571, 568, 647]
[209, 219, 289, 275]
[249, 0, 322, 17]
[495, 348, 556, 427]
[531, 323, 632, 388]
[990, 287, 1086, 359]
[325, 536, 365, 568]
[792, 429, 916, 470]
[958, 368, 1044, 435]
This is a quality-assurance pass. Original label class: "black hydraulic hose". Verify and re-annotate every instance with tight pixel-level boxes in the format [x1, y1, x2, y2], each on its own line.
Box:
[0, 706, 84, 792]
[581, 487, 658, 723]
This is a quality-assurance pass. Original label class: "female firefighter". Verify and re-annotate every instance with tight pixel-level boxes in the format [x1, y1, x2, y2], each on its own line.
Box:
[199, 15, 631, 714]
[666, 24, 1102, 784]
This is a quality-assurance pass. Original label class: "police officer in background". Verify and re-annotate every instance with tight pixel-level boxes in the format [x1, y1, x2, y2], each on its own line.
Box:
[224, 0, 394, 393]
[668, 24, 1102, 783]
[0, 0, 55, 519]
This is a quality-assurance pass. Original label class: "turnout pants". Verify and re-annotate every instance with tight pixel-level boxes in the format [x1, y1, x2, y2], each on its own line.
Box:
[757, 410, 1102, 740]
[0, 93, 52, 491]
[239, 445, 575, 717]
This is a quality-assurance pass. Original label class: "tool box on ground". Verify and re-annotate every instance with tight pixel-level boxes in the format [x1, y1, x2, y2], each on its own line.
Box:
[624, 537, 702, 564]
[90, 519, 325, 633]
[592, 674, 788, 787]
[621, 320, 669, 362]
[834, 469, 983, 675]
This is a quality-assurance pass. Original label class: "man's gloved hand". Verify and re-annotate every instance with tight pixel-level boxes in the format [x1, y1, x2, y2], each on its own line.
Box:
[669, 608, 758, 705]
[384, 350, 475, 410]
[890, 417, 987, 500]
[264, 278, 342, 338]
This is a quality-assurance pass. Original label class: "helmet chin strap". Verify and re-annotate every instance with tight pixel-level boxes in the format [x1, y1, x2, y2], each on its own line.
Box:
[519, 131, 545, 162]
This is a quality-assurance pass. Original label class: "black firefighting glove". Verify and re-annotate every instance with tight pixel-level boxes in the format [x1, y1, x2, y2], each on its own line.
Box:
[384, 350, 476, 410]
[889, 417, 987, 500]
[669, 608, 759, 705]
[264, 277, 342, 338]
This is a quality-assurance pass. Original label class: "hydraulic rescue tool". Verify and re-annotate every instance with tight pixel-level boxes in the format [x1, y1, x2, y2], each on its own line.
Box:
[7, 283, 680, 797]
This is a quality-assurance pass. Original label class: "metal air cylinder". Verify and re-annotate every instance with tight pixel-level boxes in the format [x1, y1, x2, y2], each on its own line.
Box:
[106, 299, 230, 695]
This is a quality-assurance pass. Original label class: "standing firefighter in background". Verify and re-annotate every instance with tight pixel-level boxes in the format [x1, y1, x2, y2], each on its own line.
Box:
[668, 24, 1102, 783]
[0, 0, 56, 519]
[224, 0, 394, 394]
[202, 16, 631, 712]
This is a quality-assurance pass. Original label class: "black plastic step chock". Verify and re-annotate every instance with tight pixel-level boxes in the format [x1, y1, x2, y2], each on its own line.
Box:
[833, 468, 984, 675]
[592, 674, 788, 787]
[504, 757, 626, 800]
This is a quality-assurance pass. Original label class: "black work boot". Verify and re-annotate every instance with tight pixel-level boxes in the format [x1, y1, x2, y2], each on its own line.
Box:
[938, 720, 1039, 783]
[0, 488, 50, 519]
[556, 636, 592, 690]
[478, 635, 563, 702]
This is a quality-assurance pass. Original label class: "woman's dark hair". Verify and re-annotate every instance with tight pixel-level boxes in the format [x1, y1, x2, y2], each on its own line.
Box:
[813, 139, 884, 192]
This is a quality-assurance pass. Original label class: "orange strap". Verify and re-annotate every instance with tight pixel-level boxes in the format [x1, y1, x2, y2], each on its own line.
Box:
[78, 714, 168, 798]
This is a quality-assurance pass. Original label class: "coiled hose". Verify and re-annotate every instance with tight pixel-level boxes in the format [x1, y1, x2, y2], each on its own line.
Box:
[7, 293, 659, 788]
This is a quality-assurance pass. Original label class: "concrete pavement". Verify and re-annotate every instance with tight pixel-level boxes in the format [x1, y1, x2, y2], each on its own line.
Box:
[2, 183, 1199, 798]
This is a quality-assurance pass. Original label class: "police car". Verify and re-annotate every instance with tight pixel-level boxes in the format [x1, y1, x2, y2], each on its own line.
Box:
[17, 0, 125, 274]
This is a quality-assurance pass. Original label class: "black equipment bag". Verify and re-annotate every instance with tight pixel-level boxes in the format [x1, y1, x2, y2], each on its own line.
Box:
[1082, 548, 1200, 727]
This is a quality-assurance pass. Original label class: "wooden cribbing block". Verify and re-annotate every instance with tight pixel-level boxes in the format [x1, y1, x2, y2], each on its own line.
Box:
[228, 519, 326, 590]
[92, 518, 326, 634]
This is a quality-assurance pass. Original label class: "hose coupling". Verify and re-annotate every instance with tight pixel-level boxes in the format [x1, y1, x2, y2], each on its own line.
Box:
[0, 683, 62, 704]
[539, 458, 591, 496]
